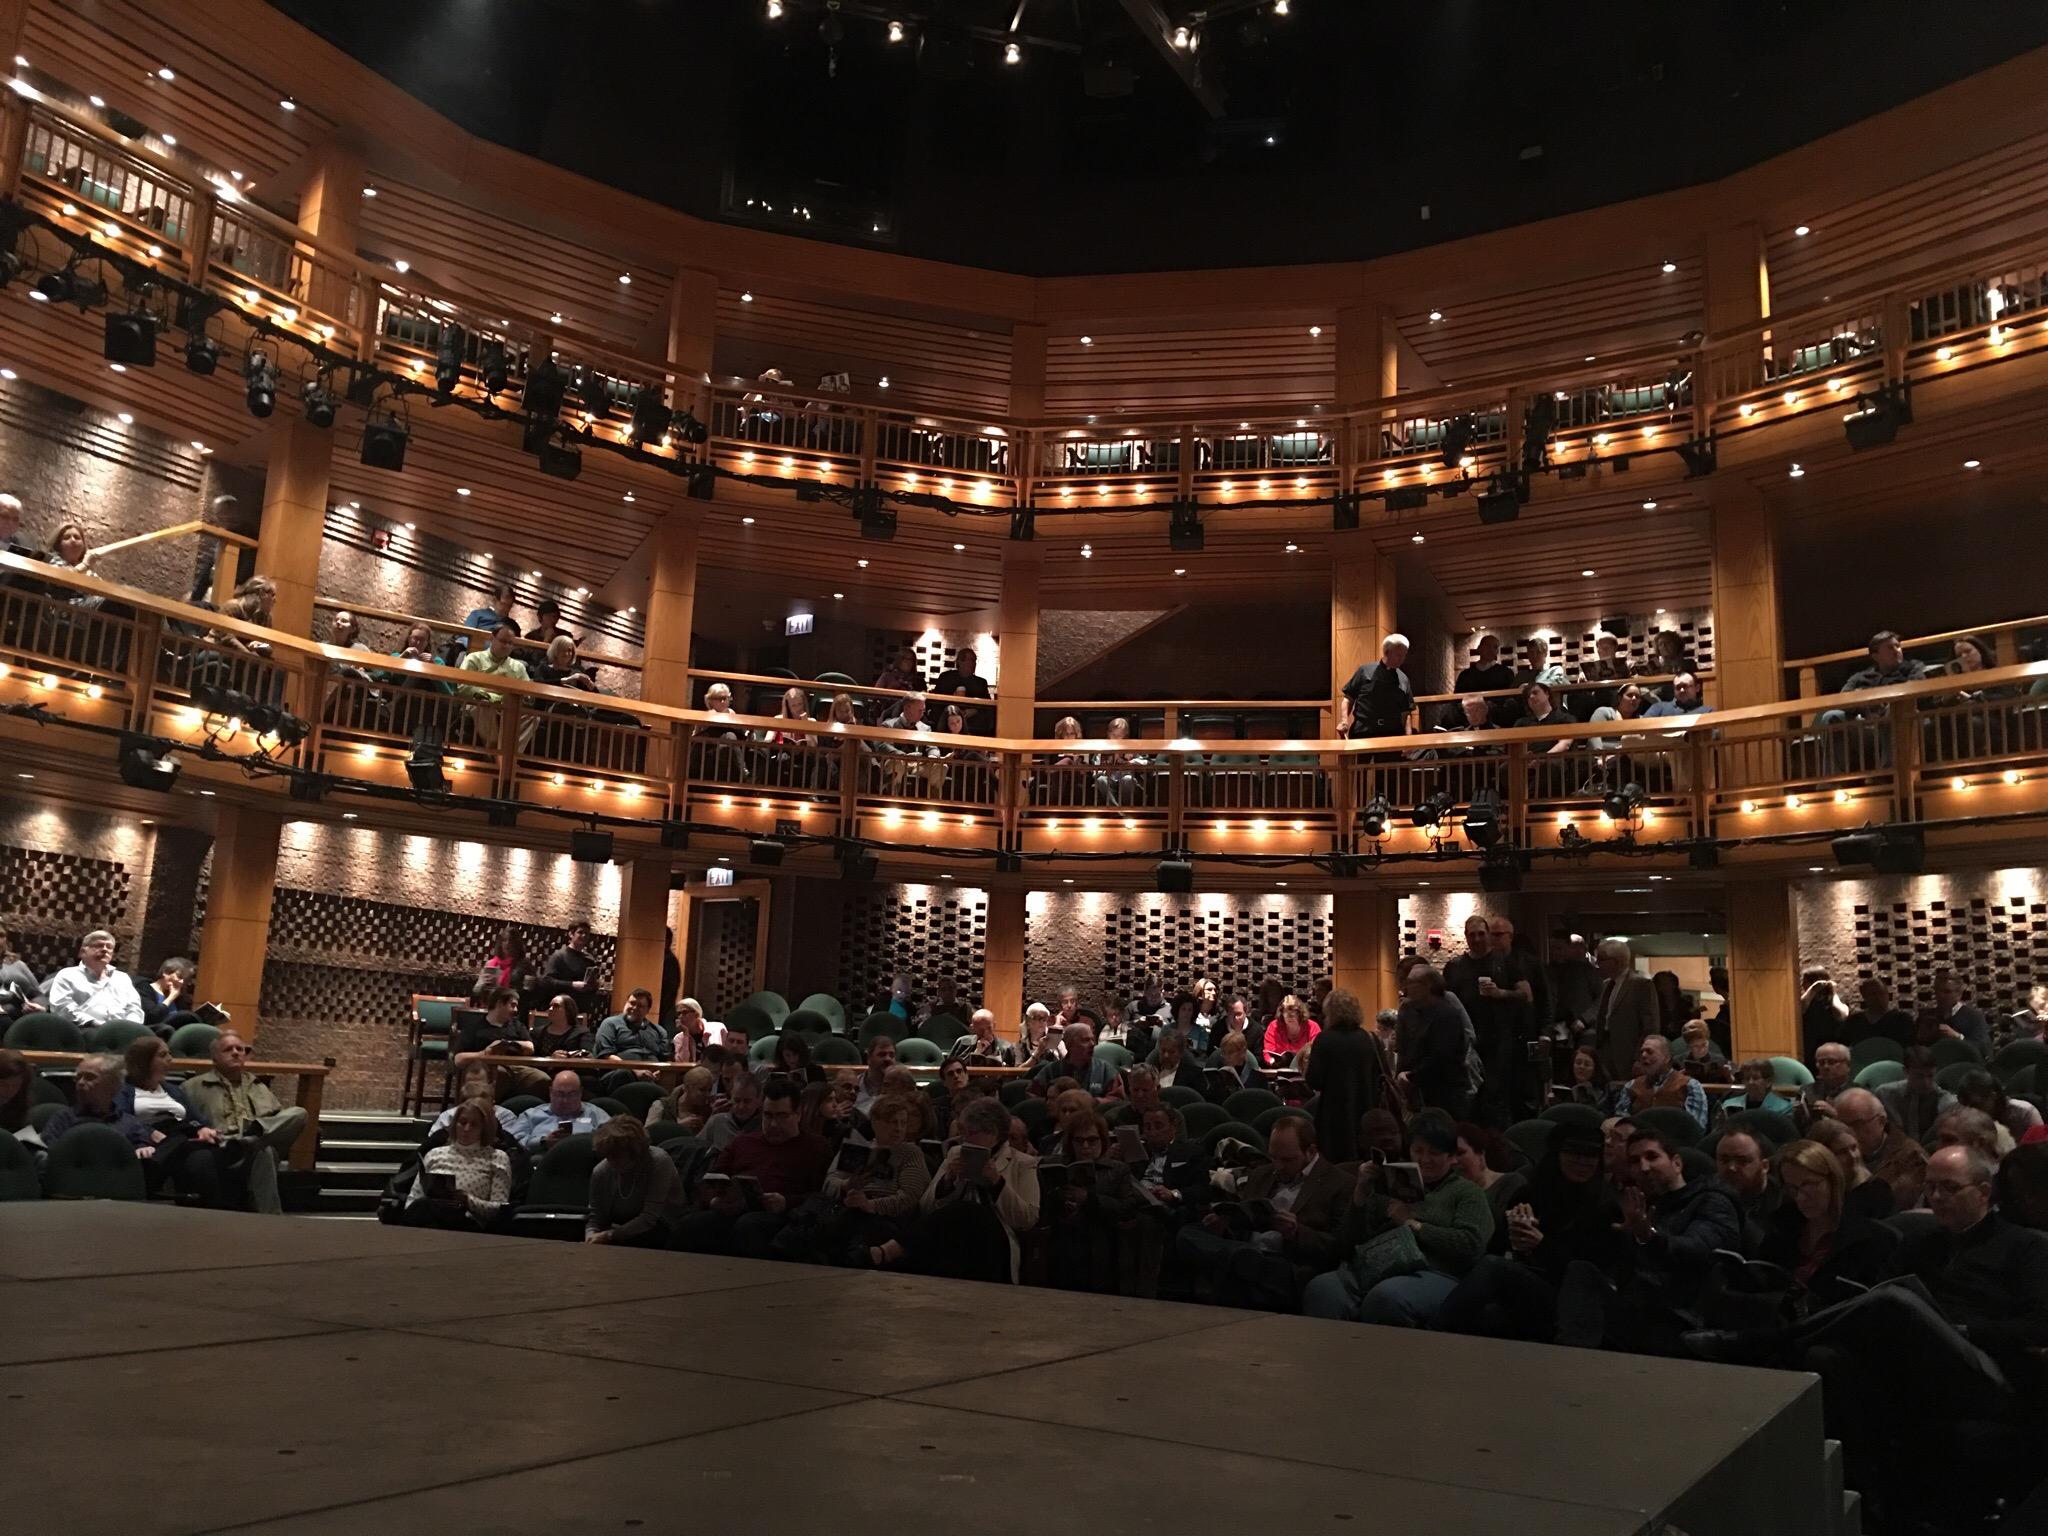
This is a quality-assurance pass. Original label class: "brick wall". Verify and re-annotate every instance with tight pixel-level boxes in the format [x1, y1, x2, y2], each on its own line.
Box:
[1794, 867, 2048, 1017]
[0, 794, 158, 982]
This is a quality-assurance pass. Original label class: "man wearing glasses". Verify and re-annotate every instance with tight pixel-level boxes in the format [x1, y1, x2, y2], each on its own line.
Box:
[1830, 1086, 1928, 1211]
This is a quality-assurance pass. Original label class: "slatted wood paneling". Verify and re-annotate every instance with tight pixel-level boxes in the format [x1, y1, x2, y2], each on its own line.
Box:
[1042, 324, 1336, 420]
[712, 290, 1013, 420]
[1397, 260, 1705, 384]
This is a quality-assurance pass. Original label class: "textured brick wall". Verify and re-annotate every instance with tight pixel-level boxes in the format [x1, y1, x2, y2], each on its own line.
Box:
[1036, 609, 1172, 691]
[1023, 889, 1334, 1012]
[1794, 867, 2048, 1017]
[0, 793, 157, 982]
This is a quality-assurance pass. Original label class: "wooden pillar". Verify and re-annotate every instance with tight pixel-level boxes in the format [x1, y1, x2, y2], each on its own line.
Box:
[641, 511, 700, 709]
[1336, 301, 1400, 405]
[985, 886, 1027, 1037]
[254, 417, 330, 640]
[1010, 322, 1049, 419]
[196, 804, 282, 1038]
[613, 856, 674, 1017]
[667, 267, 718, 417]
[1727, 879, 1799, 1062]
[1710, 480, 1783, 710]
[1331, 530, 1395, 710]
[1332, 890, 1401, 1018]
[297, 137, 364, 320]
[996, 542, 1042, 740]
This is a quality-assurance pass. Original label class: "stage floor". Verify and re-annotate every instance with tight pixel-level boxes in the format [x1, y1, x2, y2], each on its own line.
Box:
[0, 1204, 1836, 1536]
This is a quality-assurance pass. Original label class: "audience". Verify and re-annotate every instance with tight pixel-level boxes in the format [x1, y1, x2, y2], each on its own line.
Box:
[179, 1030, 307, 1215]
[118, 1035, 226, 1206]
[702, 1069, 764, 1149]
[585, 1115, 687, 1247]
[404, 1100, 512, 1231]
[43, 929, 144, 1031]
[1261, 993, 1320, 1066]
[676, 1075, 829, 1258]
[511, 1071, 612, 1148]
[1611, 1035, 1710, 1130]
[540, 920, 602, 1004]
[1831, 1086, 1929, 1211]
[1878, 1046, 1956, 1146]
[594, 989, 669, 1061]
[1034, 1022, 1121, 1098]
[1178, 1116, 1349, 1310]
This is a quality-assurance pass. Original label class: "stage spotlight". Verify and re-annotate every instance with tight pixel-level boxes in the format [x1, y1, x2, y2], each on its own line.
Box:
[34, 261, 107, 309]
[629, 388, 672, 445]
[840, 847, 879, 882]
[103, 310, 157, 366]
[434, 323, 466, 396]
[1009, 507, 1036, 541]
[405, 740, 449, 795]
[1831, 824, 1924, 873]
[536, 428, 582, 480]
[361, 411, 409, 471]
[287, 771, 329, 803]
[750, 836, 787, 867]
[1677, 437, 1717, 478]
[184, 331, 220, 375]
[1844, 383, 1911, 451]
[1333, 492, 1362, 531]
[576, 366, 612, 418]
[995, 851, 1023, 874]
[570, 829, 615, 864]
[672, 410, 710, 446]
[116, 732, 179, 792]
[1409, 791, 1453, 829]
[1155, 857, 1195, 893]
[1464, 788, 1505, 847]
[301, 369, 337, 429]
[476, 338, 508, 395]
[1688, 840, 1721, 870]
[1360, 795, 1392, 840]
[243, 347, 278, 417]
[1327, 852, 1363, 878]
[854, 486, 895, 540]
[1386, 485, 1428, 512]
[1558, 824, 1591, 858]
[1603, 781, 1648, 821]
[687, 463, 718, 500]
[1438, 413, 1474, 468]
[486, 804, 519, 828]
[1169, 500, 1204, 552]
[245, 702, 309, 749]
[795, 481, 824, 504]
[523, 355, 567, 418]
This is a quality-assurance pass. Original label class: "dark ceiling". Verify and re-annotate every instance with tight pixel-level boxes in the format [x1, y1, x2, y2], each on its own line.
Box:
[270, 0, 2048, 277]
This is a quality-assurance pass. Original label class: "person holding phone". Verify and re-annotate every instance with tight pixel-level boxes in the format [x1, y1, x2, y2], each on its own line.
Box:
[675, 1074, 830, 1258]
[1041, 1109, 1145, 1293]
[585, 1114, 687, 1247]
[778, 1095, 930, 1265]
[893, 1096, 1040, 1283]
[509, 1071, 611, 1149]
[404, 1101, 510, 1231]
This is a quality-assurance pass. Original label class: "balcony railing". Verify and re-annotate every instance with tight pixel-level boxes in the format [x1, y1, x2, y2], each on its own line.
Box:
[8, 552, 2048, 872]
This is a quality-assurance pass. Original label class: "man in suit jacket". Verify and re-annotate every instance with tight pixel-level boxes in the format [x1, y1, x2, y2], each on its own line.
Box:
[1173, 1117, 1351, 1309]
[1591, 938, 1659, 1085]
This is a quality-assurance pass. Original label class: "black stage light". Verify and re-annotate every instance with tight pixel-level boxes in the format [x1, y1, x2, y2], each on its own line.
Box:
[1333, 492, 1362, 531]
[629, 388, 672, 445]
[287, 771, 328, 803]
[104, 310, 157, 366]
[243, 348, 278, 417]
[1844, 384, 1911, 452]
[523, 355, 567, 418]
[1386, 485, 1428, 512]
[246, 703, 308, 749]
[117, 732, 180, 792]
[1832, 824, 1924, 874]
[687, 463, 718, 500]
[1478, 849, 1526, 892]
[1688, 840, 1721, 870]
[1409, 790, 1453, 829]
[750, 836, 786, 867]
[795, 481, 824, 503]
[577, 366, 612, 418]
[855, 486, 895, 540]
[301, 370, 337, 429]
[1677, 437, 1717, 478]
[1558, 824, 1591, 857]
[1009, 507, 1036, 541]
[1359, 795, 1392, 840]
[34, 261, 107, 310]
[672, 411, 710, 445]
[659, 821, 690, 850]
[1603, 781, 1648, 821]
[361, 412, 409, 471]
[1328, 852, 1362, 878]
[840, 847, 879, 882]
[1438, 413, 1474, 468]
[570, 829, 615, 864]
[1155, 858, 1195, 893]
[476, 338, 508, 396]
[537, 431, 582, 480]
[1477, 481, 1520, 525]
[434, 323, 467, 397]
[184, 331, 220, 374]
[1169, 500, 1204, 552]
[1464, 788, 1505, 848]
[405, 740, 449, 795]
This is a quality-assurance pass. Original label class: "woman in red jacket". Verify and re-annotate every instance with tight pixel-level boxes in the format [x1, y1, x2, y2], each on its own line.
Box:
[1262, 993, 1320, 1066]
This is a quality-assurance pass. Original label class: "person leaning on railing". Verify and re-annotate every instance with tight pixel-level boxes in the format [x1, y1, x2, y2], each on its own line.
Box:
[1814, 629, 1928, 771]
[1339, 633, 1413, 741]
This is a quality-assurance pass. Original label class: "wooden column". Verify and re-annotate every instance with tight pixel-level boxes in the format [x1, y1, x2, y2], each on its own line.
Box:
[984, 886, 1027, 1038]
[667, 267, 718, 417]
[641, 511, 700, 709]
[1336, 301, 1400, 405]
[1332, 890, 1401, 1018]
[995, 542, 1043, 740]
[1331, 530, 1395, 711]
[613, 856, 674, 1016]
[1709, 480, 1783, 710]
[1727, 879, 1799, 1062]
[196, 804, 283, 1038]
[298, 137, 364, 321]
[1010, 322, 1049, 419]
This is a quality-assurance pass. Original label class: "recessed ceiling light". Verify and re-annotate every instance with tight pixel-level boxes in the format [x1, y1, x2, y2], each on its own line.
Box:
[878, 376, 890, 388]
[1794, 224, 1811, 237]
[455, 487, 470, 496]
[155, 66, 174, 81]
[1641, 499, 1658, 510]
[88, 95, 104, 108]
[1964, 458, 1982, 470]
[1581, 568, 1596, 577]
[109, 363, 126, 372]
[1410, 532, 1425, 543]
[1308, 325, 1321, 337]
[361, 187, 377, 198]
[1427, 310, 1442, 323]
[402, 521, 416, 531]
[1661, 260, 1676, 274]
[740, 290, 753, 303]
[617, 273, 631, 285]
[1284, 542, 1300, 553]
[0, 369, 16, 380]
[952, 542, 965, 551]
[1788, 463, 1805, 479]
[393, 260, 409, 273]
[159, 133, 175, 146]
[857, 557, 869, 567]
[1079, 335, 1093, 345]
[1173, 567, 1185, 576]
[530, 569, 542, 579]
[622, 492, 635, 502]
[117, 412, 133, 424]
[741, 516, 756, 525]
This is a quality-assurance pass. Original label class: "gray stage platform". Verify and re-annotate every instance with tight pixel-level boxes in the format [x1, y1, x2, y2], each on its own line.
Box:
[0, 1204, 1838, 1535]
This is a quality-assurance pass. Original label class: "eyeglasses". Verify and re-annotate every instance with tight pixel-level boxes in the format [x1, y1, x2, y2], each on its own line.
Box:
[1927, 1179, 1983, 1198]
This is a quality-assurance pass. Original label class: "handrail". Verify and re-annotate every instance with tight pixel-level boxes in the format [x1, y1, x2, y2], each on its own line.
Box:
[684, 666, 993, 709]
[311, 596, 646, 675]
[1413, 672, 1708, 709]
[1787, 615, 2046, 673]
[88, 521, 257, 560]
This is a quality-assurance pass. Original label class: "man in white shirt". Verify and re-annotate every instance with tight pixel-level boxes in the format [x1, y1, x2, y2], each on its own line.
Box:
[45, 929, 145, 1031]
[509, 1070, 612, 1149]
[854, 1035, 896, 1114]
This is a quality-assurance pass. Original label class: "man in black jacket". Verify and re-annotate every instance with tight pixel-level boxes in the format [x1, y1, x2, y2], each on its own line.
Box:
[1556, 1126, 1741, 1354]
[539, 920, 602, 1009]
[1339, 633, 1412, 741]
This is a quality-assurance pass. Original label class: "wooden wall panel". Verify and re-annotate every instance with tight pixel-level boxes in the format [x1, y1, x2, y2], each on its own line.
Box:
[1397, 260, 1705, 383]
[1042, 324, 1336, 420]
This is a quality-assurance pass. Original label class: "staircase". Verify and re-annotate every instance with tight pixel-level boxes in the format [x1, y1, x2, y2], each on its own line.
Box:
[308, 1110, 430, 1219]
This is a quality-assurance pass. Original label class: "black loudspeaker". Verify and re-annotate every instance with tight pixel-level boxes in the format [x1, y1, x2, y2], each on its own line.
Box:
[1155, 859, 1194, 893]
[570, 830, 615, 864]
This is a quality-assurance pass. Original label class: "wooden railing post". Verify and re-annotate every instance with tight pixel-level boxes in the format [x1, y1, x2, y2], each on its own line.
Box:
[1688, 736, 1712, 839]
[1890, 702, 1920, 823]
[1502, 389, 1525, 477]
[837, 737, 860, 839]
[858, 405, 879, 488]
[1504, 741, 1528, 844]
[496, 694, 521, 801]
[1882, 289, 1913, 387]
[1167, 746, 1186, 850]
[1177, 424, 1196, 502]
[0, 94, 29, 200]
[186, 189, 216, 290]
[125, 611, 162, 733]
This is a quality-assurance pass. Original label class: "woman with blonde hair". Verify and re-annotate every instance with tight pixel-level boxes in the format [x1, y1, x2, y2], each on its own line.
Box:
[1757, 1137, 1895, 1308]
[405, 1100, 511, 1231]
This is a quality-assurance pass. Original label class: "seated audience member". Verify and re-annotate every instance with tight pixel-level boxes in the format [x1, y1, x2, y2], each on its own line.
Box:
[1638, 629, 1698, 690]
[1188, 977, 1223, 1044]
[509, 1071, 613, 1149]
[477, 929, 532, 999]
[44, 929, 145, 1031]
[1600, 1114, 1636, 1183]
[1519, 634, 1568, 693]
[1955, 1068, 2044, 1144]
[876, 1097, 1039, 1283]
[1814, 631, 1928, 770]
[1843, 977, 1915, 1050]
[1177, 1116, 1348, 1311]
[1804, 1041, 1854, 1114]
[1933, 1105, 2007, 1162]
[1585, 681, 1649, 753]
[1562, 1046, 1605, 1108]
[136, 956, 199, 1040]
[43, 1052, 152, 1155]
[0, 491, 38, 572]
[1438, 1122, 1610, 1342]
[653, 1066, 718, 1134]
[1642, 671, 1710, 718]
[1153, 1028, 1204, 1094]
[1997, 1143, 2048, 1230]
[1800, 968, 1850, 1055]
[1806, 1115, 1897, 1222]
[930, 645, 991, 709]
[853, 1035, 897, 1113]
[1578, 631, 1633, 715]
[928, 1057, 975, 1133]
[429, 1070, 519, 1142]
[875, 692, 941, 789]
[529, 634, 603, 703]
[456, 623, 530, 704]
[1612, 1035, 1710, 1130]
[594, 989, 669, 1061]
[1040, 1109, 1147, 1294]
[381, 622, 453, 695]
[530, 994, 594, 1058]
[947, 1008, 1017, 1068]
[1123, 974, 1174, 1035]
[1931, 969, 1992, 1053]
[1714, 1129, 1781, 1242]
[671, 997, 713, 1063]
[1757, 1138, 1896, 1309]
[0, 1048, 36, 1152]
[585, 1114, 688, 1248]
[1339, 632, 1413, 740]
[878, 1067, 938, 1141]
[1090, 716, 1150, 808]
[780, 1094, 930, 1266]
[1554, 1127, 1740, 1354]
[1017, 1001, 1059, 1069]
[404, 1101, 512, 1231]
[695, 683, 743, 741]
[0, 925, 40, 1016]
[118, 1035, 226, 1205]
[540, 920, 602, 1004]
[1721, 1059, 1798, 1124]
[676, 1075, 831, 1259]
[1134, 1105, 1209, 1205]
[1830, 1085, 1928, 1210]
[869, 643, 921, 722]
[1303, 1115, 1492, 1328]
[460, 581, 521, 643]
[702, 1069, 764, 1150]
[1262, 993, 1320, 1066]
[770, 1032, 826, 1086]
[923, 975, 966, 1027]
[1396, 964, 1471, 1118]
[180, 1031, 307, 1215]
[464, 986, 549, 1098]
[1877, 1046, 1956, 1146]
[2006, 983, 2048, 1049]
[1453, 634, 1516, 724]
[1518, 681, 1575, 751]
[1034, 1022, 1122, 1098]
[1675, 1020, 1732, 1086]
[1223, 995, 1257, 1045]
[1205, 1031, 1263, 1100]
[1455, 1122, 1529, 1241]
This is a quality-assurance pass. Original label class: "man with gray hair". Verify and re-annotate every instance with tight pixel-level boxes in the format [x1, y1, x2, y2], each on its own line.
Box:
[1833, 1085, 1929, 1210]
[180, 1030, 309, 1214]
[1339, 632, 1412, 740]
[1590, 936, 1658, 1084]
[1033, 1020, 1122, 1098]
[44, 929, 145, 1032]
[41, 1052, 151, 1151]
[1612, 1034, 1710, 1130]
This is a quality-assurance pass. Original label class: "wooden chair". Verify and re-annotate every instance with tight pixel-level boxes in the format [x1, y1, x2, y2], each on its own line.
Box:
[402, 995, 466, 1117]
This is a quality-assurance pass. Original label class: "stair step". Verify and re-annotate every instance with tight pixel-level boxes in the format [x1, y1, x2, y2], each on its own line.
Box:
[1839, 1488, 1861, 1536]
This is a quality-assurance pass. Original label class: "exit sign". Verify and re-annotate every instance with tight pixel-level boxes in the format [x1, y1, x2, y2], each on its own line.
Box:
[785, 613, 814, 636]
[704, 866, 735, 888]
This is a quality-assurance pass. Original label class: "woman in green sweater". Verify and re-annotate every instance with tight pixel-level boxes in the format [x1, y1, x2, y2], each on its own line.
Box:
[1302, 1114, 1493, 1327]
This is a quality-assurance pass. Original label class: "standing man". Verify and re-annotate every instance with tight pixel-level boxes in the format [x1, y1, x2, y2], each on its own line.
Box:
[540, 921, 602, 1008]
[1452, 634, 1516, 726]
[1339, 633, 1413, 742]
[179, 1030, 308, 1215]
[1473, 916, 1540, 1125]
[1590, 938, 1658, 1085]
[1932, 970, 1992, 1055]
